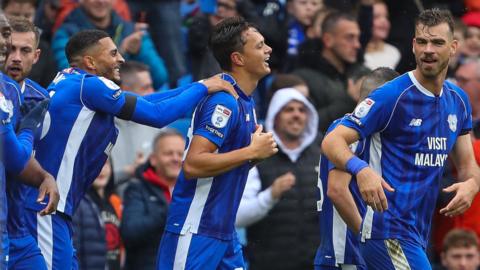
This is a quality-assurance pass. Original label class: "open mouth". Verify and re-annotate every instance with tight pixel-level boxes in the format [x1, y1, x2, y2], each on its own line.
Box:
[7, 66, 22, 73]
[264, 56, 270, 67]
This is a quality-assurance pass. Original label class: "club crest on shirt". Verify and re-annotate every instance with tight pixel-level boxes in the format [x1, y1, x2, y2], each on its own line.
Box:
[0, 93, 13, 123]
[447, 114, 457, 132]
[211, 105, 231, 128]
[353, 98, 374, 119]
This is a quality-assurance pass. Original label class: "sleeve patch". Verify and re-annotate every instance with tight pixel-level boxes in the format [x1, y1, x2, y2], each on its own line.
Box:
[98, 76, 121, 90]
[353, 98, 375, 118]
[211, 105, 232, 128]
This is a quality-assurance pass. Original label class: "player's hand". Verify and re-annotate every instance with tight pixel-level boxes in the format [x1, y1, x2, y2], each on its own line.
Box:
[248, 125, 278, 160]
[271, 172, 296, 199]
[18, 99, 49, 132]
[37, 172, 59, 216]
[201, 75, 238, 99]
[440, 178, 480, 217]
[356, 167, 394, 212]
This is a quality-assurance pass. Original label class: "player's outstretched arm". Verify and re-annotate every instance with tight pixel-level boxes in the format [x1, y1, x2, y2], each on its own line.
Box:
[440, 133, 480, 217]
[141, 75, 239, 103]
[183, 125, 278, 179]
[322, 125, 393, 212]
[327, 169, 362, 234]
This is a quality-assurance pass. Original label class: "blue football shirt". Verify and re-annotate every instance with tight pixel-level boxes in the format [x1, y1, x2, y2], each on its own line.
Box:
[341, 71, 472, 248]
[315, 118, 367, 267]
[7, 78, 49, 238]
[24, 68, 211, 218]
[165, 73, 257, 240]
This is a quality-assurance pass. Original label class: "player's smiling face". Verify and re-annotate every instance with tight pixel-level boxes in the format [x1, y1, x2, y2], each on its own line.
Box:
[239, 27, 272, 79]
[92, 37, 124, 82]
[413, 22, 457, 79]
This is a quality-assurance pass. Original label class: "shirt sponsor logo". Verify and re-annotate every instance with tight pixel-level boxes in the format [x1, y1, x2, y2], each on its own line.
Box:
[211, 105, 231, 128]
[409, 118, 422, 127]
[447, 114, 457, 132]
[205, 125, 224, 138]
[353, 98, 374, 119]
[112, 89, 122, 100]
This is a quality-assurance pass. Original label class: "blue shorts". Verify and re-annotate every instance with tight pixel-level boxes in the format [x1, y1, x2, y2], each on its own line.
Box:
[8, 235, 47, 270]
[359, 239, 431, 270]
[24, 210, 76, 270]
[157, 231, 245, 270]
[1, 233, 8, 270]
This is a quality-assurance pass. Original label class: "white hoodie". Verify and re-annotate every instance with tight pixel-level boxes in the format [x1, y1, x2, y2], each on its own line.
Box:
[236, 88, 319, 228]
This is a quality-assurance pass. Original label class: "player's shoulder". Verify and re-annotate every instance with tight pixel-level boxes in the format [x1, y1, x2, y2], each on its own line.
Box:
[444, 79, 468, 100]
[0, 72, 21, 92]
[326, 117, 343, 135]
[373, 72, 412, 96]
[203, 91, 238, 112]
[25, 78, 49, 98]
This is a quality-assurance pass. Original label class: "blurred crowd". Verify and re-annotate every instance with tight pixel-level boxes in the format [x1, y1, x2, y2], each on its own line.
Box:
[2, 0, 480, 269]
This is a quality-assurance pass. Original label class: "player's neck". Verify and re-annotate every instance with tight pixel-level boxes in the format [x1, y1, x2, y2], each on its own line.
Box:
[228, 70, 258, 96]
[413, 68, 446, 95]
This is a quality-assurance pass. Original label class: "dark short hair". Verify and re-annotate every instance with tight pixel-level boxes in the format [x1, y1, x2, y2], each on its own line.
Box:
[8, 16, 40, 47]
[209, 16, 254, 71]
[65, 29, 110, 64]
[120, 61, 149, 76]
[321, 11, 357, 36]
[359, 67, 399, 100]
[443, 229, 479, 252]
[2, 0, 37, 10]
[415, 8, 454, 36]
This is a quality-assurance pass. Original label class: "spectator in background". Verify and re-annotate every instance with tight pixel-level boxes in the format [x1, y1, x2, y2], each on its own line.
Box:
[364, 0, 400, 70]
[294, 11, 370, 133]
[284, 0, 323, 70]
[447, 18, 467, 78]
[305, 7, 331, 39]
[462, 23, 480, 58]
[127, 0, 187, 86]
[111, 61, 160, 192]
[2, 0, 57, 87]
[454, 58, 480, 131]
[121, 129, 184, 270]
[187, 0, 258, 81]
[236, 88, 320, 270]
[52, 0, 169, 88]
[35, 0, 61, 43]
[440, 229, 480, 270]
[73, 159, 123, 270]
[257, 0, 323, 73]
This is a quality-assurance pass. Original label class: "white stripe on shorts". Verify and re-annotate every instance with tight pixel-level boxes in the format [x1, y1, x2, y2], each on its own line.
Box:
[37, 213, 53, 270]
[173, 232, 194, 270]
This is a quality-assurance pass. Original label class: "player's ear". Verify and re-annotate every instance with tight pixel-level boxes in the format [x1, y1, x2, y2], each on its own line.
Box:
[33, 49, 41, 65]
[230, 52, 244, 67]
[450, 39, 458, 57]
[83, 55, 96, 70]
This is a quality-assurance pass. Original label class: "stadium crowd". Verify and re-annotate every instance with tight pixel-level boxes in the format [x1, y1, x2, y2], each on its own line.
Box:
[0, 0, 480, 269]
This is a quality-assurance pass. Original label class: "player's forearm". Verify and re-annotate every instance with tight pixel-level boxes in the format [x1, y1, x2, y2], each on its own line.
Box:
[321, 131, 355, 171]
[130, 82, 207, 128]
[142, 84, 192, 103]
[327, 170, 362, 234]
[18, 157, 50, 187]
[2, 125, 33, 174]
[183, 146, 255, 179]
